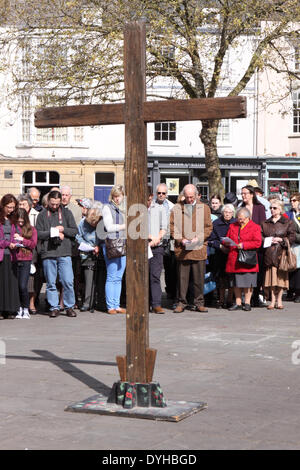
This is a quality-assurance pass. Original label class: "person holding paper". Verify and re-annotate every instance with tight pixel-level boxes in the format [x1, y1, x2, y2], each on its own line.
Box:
[14, 208, 37, 319]
[224, 207, 262, 311]
[208, 204, 236, 308]
[170, 184, 213, 313]
[36, 190, 78, 318]
[147, 186, 167, 314]
[76, 206, 102, 311]
[261, 199, 295, 310]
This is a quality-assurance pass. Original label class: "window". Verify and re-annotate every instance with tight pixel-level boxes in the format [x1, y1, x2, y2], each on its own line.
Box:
[74, 127, 84, 142]
[22, 171, 60, 193]
[36, 127, 68, 143]
[154, 122, 176, 141]
[36, 95, 68, 142]
[21, 95, 32, 143]
[217, 119, 231, 144]
[161, 45, 175, 60]
[95, 172, 115, 185]
[292, 90, 300, 133]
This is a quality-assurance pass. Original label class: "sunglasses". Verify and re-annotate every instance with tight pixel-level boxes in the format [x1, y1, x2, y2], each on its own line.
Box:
[270, 206, 279, 209]
[290, 199, 298, 202]
[157, 192, 166, 195]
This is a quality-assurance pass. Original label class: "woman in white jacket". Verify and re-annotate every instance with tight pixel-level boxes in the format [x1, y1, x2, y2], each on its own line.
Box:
[101, 185, 126, 314]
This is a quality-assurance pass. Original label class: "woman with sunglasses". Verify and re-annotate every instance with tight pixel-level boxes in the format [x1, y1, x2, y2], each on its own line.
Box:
[285, 193, 300, 302]
[261, 199, 295, 309]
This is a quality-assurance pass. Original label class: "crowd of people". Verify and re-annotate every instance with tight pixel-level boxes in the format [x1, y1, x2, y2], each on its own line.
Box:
[0, 180, 300, 320]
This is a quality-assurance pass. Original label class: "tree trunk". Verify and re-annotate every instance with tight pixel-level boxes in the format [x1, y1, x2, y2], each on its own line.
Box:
[200, 119, 225, 200]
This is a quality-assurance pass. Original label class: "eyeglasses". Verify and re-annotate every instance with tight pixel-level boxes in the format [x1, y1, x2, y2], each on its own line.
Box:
[157, 192, 166, 195]
[241, 192, 250, 195]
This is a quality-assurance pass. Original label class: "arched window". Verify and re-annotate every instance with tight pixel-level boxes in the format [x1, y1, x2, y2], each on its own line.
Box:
[22, 171, 60, 195]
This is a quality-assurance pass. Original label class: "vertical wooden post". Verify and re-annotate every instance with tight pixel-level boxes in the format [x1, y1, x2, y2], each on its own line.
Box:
[124, 21, 149, 383]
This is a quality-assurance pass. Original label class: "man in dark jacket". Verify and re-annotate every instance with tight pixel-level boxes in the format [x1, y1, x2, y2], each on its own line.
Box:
[36, 190, 78, 318]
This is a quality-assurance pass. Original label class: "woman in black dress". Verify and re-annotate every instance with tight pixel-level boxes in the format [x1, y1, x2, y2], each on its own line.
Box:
[0, 194, 21, 319]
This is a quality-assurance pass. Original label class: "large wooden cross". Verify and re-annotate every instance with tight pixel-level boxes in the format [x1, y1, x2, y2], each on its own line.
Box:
[35, 20, 246, 387]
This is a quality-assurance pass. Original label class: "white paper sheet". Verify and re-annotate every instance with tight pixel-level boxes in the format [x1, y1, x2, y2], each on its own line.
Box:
[50, 227, 60, 238]
[78, 242, 95, 252]
[263, 237, 273, 248]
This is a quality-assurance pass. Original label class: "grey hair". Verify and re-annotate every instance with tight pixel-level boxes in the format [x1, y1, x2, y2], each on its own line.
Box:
[60, 185, 72, 194]
[183, 184, 197, 197]
[221, 204, 235, 216]
[236, 207, 251, 219]
[156, 182, 168, 194]
[17, 193, 33, 209]
[270, 199, 285, 214]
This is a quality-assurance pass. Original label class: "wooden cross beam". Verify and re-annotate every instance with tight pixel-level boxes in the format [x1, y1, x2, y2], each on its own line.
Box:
[35, 20, 246, 386]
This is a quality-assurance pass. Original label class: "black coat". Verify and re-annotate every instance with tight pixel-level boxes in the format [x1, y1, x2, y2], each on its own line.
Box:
[208, 216, 236, 275]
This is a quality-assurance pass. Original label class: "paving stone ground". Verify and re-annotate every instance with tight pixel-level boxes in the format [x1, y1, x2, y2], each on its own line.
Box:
[1, 292, 300, 450]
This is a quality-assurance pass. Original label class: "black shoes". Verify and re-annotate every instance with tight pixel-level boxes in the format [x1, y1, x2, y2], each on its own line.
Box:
[228, 304, 243, 311]
[243, 304, 251, 311]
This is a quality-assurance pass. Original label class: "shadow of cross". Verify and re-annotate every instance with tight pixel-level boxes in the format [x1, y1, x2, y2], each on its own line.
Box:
[35, 20, 247, 386]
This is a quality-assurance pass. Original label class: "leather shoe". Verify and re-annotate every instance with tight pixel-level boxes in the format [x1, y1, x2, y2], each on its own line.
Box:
[153, 306, 165, 314]
[195, 306, 208, 312]
[66, 308, 77, 317]
[243, 303, 251, 311]
[173, 305, 185, 313]
[116, 307, 126, 314]
[228, 304, 243, 311]
[49, 309, 59, 318]
[107, 309, 117, 314]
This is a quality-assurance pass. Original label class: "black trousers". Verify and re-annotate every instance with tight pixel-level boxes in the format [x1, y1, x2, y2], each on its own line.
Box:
[177, 259, 206, 308]
[149, 245, 164, 307]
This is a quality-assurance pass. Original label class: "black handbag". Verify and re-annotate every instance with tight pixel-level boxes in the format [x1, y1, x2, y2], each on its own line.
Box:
[104, 205, 126, 259]
[237, 228, 257, 266]
[105, 238, 126, 259]
[238, 249, 257, 266]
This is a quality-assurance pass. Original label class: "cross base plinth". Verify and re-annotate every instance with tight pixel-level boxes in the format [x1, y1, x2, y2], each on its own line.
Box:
[107, 381, 167, 409]
[65, 390, 207, 422]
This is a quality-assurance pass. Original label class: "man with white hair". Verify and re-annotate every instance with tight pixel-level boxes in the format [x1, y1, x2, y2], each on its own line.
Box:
[170, 184, 213, 313]
[60, 185, 82, 225]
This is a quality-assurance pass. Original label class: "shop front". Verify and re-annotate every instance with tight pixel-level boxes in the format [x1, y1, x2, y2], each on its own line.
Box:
[265, 158, 300, 205]
[148, 155, 266, 202]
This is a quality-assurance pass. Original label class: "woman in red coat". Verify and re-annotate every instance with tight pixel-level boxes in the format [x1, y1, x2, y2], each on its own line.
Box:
[224, 207, 262, 311]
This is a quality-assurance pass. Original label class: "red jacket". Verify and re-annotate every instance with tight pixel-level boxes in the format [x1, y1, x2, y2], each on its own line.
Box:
[225, 220, 262, 273]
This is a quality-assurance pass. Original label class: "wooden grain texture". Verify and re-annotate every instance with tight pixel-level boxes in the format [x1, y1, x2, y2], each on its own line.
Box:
[144, 96, 247, 121]
[35, 103, 125, 128]
[116, 356, 127, 382]
[35, 96, 246, 128]
[145, 348, 157, 383]
[124, 21, 149, 383]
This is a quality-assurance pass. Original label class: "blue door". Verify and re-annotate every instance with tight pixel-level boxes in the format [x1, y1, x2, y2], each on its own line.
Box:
[94, 186, 113, 204]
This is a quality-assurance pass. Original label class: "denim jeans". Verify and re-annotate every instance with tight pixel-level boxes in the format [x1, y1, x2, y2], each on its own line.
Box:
[17, 260, 31, 308]
[43, 257, 75, 310]
[102, 245, 126, 310]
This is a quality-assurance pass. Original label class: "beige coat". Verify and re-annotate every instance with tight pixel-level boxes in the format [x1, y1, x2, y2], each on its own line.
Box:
[170, 200, 213, 260]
